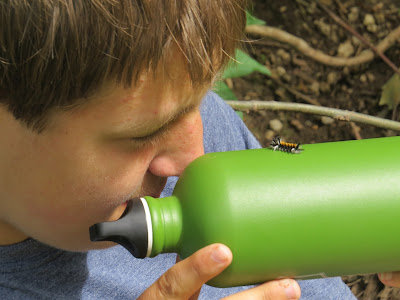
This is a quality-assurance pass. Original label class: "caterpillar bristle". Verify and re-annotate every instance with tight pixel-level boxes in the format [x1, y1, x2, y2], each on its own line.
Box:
[269, 136, 303, 154]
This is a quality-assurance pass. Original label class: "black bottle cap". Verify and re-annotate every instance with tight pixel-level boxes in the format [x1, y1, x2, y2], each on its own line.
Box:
[89, 198, 149, 258]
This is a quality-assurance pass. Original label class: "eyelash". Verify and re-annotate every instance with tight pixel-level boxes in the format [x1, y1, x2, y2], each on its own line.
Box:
[129, 105, 197, 147]
[129, 125, 171, 147]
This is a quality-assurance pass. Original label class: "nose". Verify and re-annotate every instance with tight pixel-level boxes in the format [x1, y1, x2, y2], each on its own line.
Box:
[147, 111, 204, 177]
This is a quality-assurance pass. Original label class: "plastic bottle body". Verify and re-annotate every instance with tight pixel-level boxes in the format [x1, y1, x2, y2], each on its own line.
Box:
[144, 136, 400, 287]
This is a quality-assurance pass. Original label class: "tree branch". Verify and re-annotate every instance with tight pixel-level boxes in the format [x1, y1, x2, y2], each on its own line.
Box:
[226, 100, 400, 131]
[317, 1, 400, 75]
[245, 25, 400, 67]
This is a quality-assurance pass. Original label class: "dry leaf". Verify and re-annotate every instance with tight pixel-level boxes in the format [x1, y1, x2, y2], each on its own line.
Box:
[379, 74, 400, 110]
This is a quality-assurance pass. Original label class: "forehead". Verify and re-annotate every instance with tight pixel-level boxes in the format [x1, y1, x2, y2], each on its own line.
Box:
[45, 46, 212, 138]
[95, 74, 197, 132]
[49, 65, 207, 138]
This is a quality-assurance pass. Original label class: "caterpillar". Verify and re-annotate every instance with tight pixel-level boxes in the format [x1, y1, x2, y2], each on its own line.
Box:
[270, 136, 303, 154]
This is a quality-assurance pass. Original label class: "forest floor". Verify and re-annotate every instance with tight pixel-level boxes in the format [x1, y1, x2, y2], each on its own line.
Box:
[234, 0, 400, 299]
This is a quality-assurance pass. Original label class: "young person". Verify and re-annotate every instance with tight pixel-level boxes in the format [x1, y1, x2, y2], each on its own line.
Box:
[0, 1, 360, 298]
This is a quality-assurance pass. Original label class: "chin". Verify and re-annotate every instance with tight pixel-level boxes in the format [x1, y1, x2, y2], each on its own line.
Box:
[54, 239, 118, 252]
[110, 201, 129, 221]
[86, 240, 118, 251]
[42, 202, 130, 252]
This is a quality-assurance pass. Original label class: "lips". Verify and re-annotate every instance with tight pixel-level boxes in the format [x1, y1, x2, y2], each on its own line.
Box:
[140, 176, 168, 199]
[109, 181, 167, 223]
[147, 191, 163, 198]
[112, 175, 167, 219]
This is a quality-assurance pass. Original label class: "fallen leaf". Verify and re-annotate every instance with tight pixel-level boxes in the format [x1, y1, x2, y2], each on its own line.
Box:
[379, 74, 400, 110]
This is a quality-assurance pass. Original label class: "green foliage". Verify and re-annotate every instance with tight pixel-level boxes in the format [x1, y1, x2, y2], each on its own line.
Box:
[222, 49, 271, 80]
[212, 11, 269, 119]
[213, 81, 237, 100]
[213, 49, 270, 118]
[214, 80, 243, 118]
[379, 74, 400, 110]
[214, 11, 269, 102]
[245, 11, 266, 26]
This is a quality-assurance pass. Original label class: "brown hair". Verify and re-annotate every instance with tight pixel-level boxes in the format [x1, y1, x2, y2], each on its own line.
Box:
[0, 0, 248, 131]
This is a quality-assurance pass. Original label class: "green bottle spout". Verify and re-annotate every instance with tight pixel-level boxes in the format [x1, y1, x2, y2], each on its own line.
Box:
[89, 198, 151, 258]
[89, 196, 183, 258]
[145, 196, 182, 256]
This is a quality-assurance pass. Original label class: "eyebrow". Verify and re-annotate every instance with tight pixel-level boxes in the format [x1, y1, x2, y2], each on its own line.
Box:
[113, 103, 198, 140]
[143, 104, 198, 136]
[130, 104, 198, 144]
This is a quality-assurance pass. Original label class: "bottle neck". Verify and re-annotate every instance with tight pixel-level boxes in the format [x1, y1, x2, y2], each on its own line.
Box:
[143, 196, 182, 257]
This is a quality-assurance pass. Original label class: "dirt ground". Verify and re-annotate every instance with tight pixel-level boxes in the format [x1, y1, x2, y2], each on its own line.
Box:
[233, 0, 400, 299]
[237, 0, 400, 146]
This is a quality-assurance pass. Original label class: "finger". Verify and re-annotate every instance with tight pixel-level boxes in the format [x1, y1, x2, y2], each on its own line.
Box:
[378, 271, 400, 288]
[139, 243, 232, 299]
[175, 254, 201, 300]
[223, 279, 301, 300]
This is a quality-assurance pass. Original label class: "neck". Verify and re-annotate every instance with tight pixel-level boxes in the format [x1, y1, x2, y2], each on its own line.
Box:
[0, 220, 28, 245]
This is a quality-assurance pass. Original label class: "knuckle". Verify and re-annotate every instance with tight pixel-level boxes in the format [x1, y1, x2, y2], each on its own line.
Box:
[260, 281, 286, 300]
[190, 257, 207, 278]
[261, 287, 275, 300]
[155, 271, 181, 297]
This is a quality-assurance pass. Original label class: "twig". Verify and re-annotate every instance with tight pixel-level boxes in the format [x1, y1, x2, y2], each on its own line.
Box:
[346, 278, 362, 287]
[350, 122, 362, 140]
[245, 25, 400, 67]
[333, 0, 348, 15]
[392, 103, 398, 121]
[244, 39, 291, 49]
[226, 100, 400, 131]
[269, 75, 321, 106]
[317, 1, 400, 75]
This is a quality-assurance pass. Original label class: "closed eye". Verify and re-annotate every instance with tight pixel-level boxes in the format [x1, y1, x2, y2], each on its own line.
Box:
[129, 125, 171, 146]
[129, 105, 198, 146]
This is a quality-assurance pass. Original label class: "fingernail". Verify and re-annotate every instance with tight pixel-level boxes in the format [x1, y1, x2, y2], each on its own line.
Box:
[379, 272, 393, 281]
[211, 245, 231, 264]
[280, 279, 300, 300]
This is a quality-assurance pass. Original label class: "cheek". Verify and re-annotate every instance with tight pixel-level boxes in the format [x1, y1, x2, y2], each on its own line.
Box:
[17, 162, 146, 247]
[22, 145, 154, 228]
[178, 112, 204, 153]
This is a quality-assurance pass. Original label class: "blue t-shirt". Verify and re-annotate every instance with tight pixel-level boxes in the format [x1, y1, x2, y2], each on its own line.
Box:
[0, 92, 355, 299]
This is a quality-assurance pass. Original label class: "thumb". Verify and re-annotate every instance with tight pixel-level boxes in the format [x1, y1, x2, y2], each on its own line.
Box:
[378, 271, 400, 288]
[139, 244, 232, 299]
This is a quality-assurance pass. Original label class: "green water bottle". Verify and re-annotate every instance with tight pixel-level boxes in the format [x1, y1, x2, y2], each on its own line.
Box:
[90, 136, 400, 287]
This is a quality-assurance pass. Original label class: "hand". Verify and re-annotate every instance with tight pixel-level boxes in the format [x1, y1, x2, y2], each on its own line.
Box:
[378, 271, 400, 288]
[139, 243, 301, 300]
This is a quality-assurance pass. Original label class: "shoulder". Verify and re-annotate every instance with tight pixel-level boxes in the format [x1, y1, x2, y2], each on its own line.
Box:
[200, 91, 261, 153]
